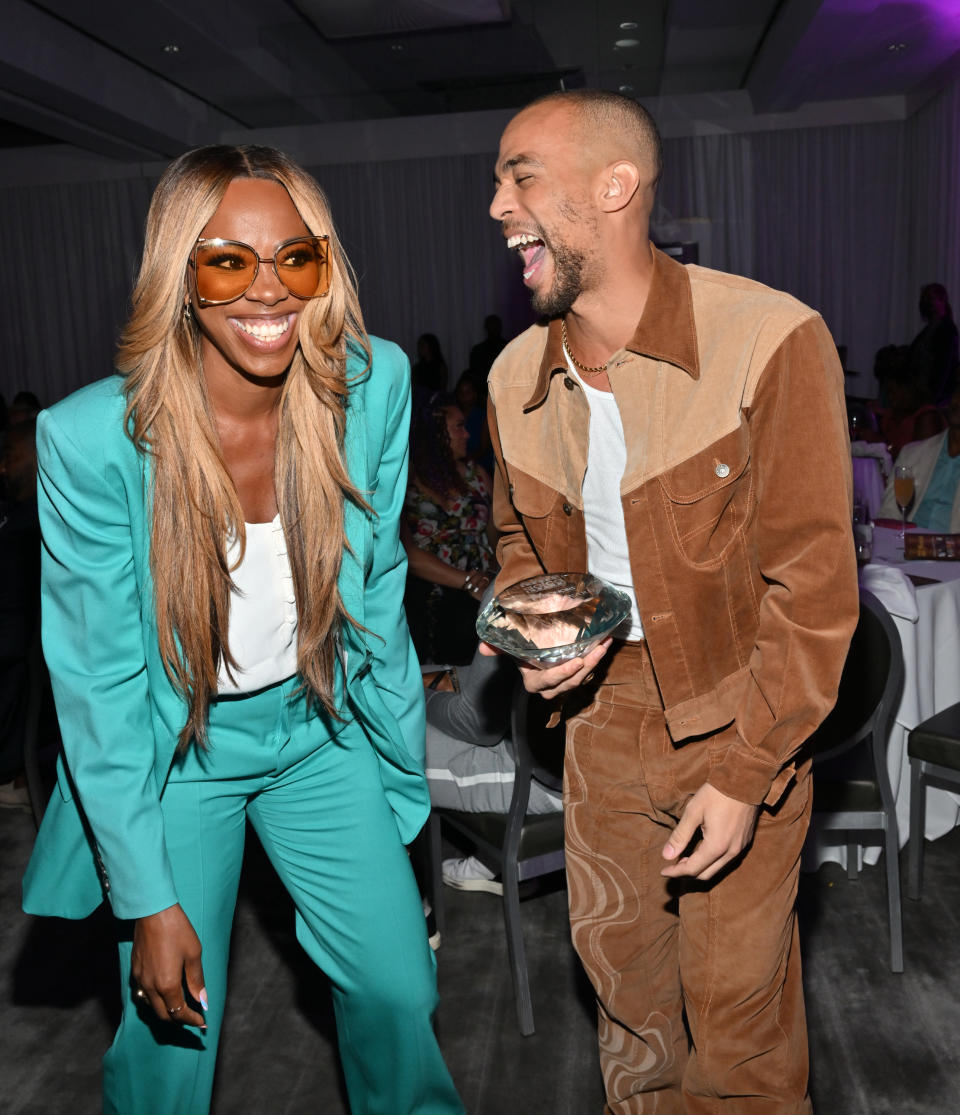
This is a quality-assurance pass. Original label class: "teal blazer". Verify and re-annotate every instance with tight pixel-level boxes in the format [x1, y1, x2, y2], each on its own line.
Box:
[22, 338, 427, 921]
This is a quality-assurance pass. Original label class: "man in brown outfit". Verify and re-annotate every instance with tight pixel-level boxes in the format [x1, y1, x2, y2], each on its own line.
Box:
[482, 90, 858, 1113]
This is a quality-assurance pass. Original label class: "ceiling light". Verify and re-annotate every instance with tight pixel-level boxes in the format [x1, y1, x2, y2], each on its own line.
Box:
[619, 22, 638, 31]
[618, 84, 635, 94]
[391, 43, 404, 52]
[614, 38, 639, 48]
[888, 42, 908, 52]
[163, 44, 180, 53]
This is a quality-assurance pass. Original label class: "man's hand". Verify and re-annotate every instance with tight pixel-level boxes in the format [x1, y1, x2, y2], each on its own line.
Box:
[478, 637, 612, 700]
[131, 903, 207, 1029]
[661, 783, 759, 881]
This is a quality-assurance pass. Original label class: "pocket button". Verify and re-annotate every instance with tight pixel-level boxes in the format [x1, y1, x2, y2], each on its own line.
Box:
[715, 462, 730, 478]
[562, 502, 573, 515]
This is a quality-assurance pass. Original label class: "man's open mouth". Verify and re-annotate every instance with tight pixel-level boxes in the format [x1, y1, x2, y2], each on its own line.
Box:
[507, 232, 546, 282]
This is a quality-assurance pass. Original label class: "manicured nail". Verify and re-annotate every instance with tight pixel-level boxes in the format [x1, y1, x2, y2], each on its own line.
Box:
[199, 988, 208, 1011]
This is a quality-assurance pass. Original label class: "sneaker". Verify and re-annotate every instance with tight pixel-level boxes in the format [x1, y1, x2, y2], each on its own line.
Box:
[441, 855, 502, 895]
[422, 898, 441, 951]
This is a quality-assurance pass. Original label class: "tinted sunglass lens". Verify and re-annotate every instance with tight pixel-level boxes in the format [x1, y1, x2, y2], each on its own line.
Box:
[194, 241, 257, 303]
[276, 238, 328, 298]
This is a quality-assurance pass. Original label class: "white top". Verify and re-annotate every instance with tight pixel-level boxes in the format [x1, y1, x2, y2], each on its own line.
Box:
[216, 515, 299, 695]
[567, 359, 644, 640]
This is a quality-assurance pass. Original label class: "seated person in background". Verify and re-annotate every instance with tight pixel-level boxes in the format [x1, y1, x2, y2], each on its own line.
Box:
[424, 624, 561, 894]
[866, 347, 945, 459]
[454, 369, 492, 470]
[880, 385, 960, 530]
[402, 391, 496, 665]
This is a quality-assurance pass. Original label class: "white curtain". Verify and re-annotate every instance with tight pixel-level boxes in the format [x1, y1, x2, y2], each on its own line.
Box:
[656, 131, 755, 279]
[311, 153, 534, 388]
[2, 82, 958, 407]
[749, 120, 910, 395]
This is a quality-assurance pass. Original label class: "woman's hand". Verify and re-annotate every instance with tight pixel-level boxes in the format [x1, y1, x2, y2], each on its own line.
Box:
[462, 570, 491, 601]
[131, 904, 207, 1030]
[401, 520, 491, 595]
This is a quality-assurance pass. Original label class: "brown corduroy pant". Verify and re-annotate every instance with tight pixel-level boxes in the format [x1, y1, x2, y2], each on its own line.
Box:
[563, 641, 813, 1115]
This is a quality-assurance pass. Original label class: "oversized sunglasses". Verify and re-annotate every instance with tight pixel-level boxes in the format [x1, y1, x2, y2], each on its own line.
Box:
[189, 235, 331, 306]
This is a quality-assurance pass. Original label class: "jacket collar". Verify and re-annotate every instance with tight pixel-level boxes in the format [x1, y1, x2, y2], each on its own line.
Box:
[523, 244, 701, 410]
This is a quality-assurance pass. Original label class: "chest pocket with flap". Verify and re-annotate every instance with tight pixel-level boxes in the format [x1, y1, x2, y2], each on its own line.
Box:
[658, 421, 753, 565]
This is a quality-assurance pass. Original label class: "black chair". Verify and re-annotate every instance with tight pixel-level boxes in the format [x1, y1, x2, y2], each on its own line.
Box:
[808, 588, 905, 973]
[906, 702, 960, 900]
[429, 680, 565, 1035]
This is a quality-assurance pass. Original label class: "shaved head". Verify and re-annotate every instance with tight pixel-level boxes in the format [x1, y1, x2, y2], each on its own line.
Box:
[522, 90, 662, 191]
[491, 90, 662, 317]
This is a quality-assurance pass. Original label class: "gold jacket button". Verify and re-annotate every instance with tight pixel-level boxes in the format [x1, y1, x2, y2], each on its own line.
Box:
[715, 462, 730, 478]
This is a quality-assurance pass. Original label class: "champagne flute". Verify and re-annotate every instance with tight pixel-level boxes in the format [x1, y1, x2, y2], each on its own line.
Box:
[894, 464, 915, 549]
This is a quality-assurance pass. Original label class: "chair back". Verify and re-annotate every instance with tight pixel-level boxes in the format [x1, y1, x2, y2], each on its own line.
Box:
[806, 588, 906, 972]
[509, 683, 564, 793]
[809, 587, 905, 810]
[429, 674, 566, 1034]
[499, 682, 565, 865]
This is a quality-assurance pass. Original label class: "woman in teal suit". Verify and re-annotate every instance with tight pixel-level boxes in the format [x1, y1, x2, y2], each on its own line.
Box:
[22, 146, 464, 1115]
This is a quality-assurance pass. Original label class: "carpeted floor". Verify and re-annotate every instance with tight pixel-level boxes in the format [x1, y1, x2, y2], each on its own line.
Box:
[3, 803, 959, 1114]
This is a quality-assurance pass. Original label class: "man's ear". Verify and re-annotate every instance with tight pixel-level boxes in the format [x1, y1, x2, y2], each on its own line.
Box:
[598, 160, 641, 212]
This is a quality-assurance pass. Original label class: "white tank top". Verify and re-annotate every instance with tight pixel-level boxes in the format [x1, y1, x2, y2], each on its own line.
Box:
[216, 515, 299, 695]
[567, 359, 644, 641]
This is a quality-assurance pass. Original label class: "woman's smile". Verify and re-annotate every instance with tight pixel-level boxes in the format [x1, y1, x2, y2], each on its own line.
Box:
[229, 312, 297, 352]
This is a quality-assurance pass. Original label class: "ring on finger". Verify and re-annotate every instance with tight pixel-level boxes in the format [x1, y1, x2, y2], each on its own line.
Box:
[135, 988, 148, 1001]
[167, 1003, 186, 1016]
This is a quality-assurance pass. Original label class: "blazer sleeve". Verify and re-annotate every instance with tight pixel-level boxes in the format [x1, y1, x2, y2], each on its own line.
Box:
[37, 408, 179, 920]
[362, 346, 426, 765]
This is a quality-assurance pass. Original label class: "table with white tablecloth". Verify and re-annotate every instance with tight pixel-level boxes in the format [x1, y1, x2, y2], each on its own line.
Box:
[807, 524, 960, 869]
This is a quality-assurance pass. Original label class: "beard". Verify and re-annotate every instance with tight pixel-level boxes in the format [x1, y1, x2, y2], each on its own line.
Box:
[530, 238, 589, 318]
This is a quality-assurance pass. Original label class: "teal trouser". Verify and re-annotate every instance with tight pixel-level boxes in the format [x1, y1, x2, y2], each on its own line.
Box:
[102, 677, 463, 1115]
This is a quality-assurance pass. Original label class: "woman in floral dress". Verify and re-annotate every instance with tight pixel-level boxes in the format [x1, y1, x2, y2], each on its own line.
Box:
[402, 390, 496, 664]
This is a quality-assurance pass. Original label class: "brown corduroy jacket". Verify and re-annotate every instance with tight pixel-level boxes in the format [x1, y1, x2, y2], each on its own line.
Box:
[487, 247, 859, 807]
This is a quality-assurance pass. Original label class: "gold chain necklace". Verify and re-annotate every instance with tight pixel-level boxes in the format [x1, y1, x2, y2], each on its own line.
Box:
[561, 318, 608, 376]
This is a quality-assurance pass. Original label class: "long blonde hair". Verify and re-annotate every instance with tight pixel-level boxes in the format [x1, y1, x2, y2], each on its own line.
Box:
[117, 145, 370, 750]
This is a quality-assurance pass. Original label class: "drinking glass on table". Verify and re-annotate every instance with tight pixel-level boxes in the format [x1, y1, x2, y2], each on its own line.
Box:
[894, 464, 915, 549]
